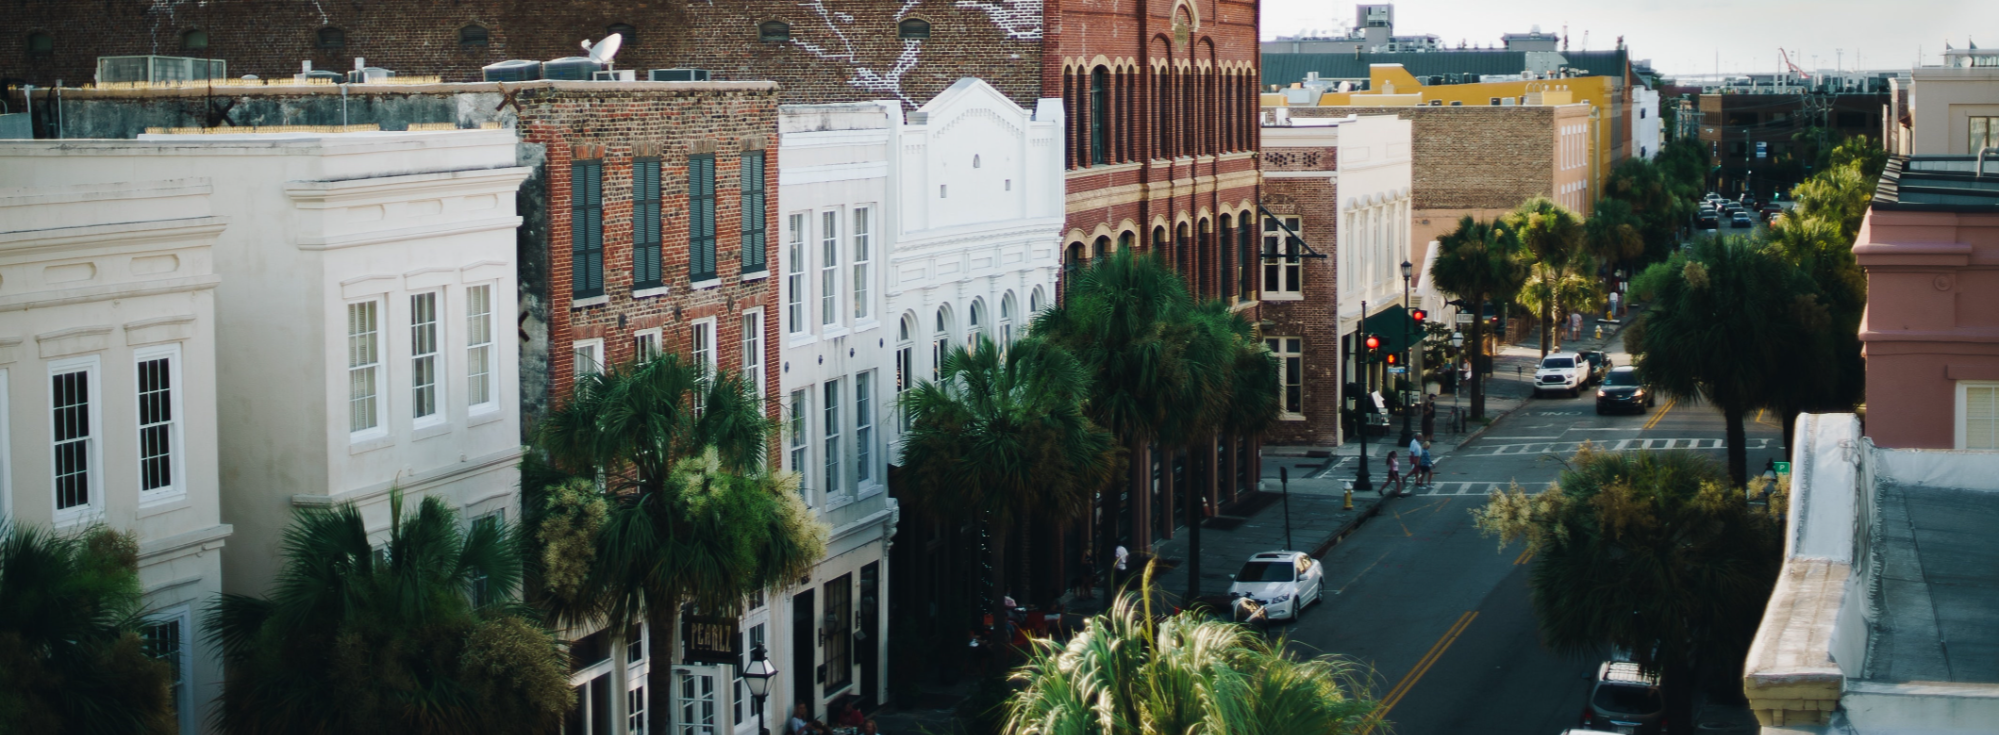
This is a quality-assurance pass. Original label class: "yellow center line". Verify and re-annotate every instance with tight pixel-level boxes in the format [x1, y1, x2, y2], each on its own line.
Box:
[1511, 546, 1535, 565]
[1642, 396, 1679, 431]
[1362, 611, 1479, 734]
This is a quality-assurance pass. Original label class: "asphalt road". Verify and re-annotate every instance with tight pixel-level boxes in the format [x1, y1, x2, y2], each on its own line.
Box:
[1276, 357, 1785, 735]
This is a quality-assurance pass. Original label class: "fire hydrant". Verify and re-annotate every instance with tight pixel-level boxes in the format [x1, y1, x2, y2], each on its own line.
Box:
[1594, 324, 1604, 340]
[1343, 482, 1354, 511]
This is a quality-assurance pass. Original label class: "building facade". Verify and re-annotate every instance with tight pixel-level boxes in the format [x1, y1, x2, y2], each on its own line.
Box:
[0, 178, 231, 734]
[1257, 112, 1413, 446]
[1900, 47, 1999, 156]
[1632, 85, 1660, 159]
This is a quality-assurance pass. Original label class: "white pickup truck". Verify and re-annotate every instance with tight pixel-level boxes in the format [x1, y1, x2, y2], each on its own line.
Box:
[1534, 352, 1590, 398]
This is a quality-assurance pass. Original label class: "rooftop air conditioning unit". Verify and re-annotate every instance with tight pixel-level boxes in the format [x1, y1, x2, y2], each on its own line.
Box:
[542, 57, 602, 81]
[348, 67, 394, 83]
[649, 68, 711, 82]
[483, 60, 541, 82]
[592, 69, 636, 81]
[96, 55, 227, 85]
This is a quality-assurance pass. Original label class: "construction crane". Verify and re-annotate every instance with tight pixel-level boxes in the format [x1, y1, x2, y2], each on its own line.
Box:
[1779, 48, 1812, 79]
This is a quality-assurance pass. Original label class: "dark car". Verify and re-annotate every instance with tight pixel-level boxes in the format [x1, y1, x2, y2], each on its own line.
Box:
[1730, 211, 1755, 228]
[1576, 350, 1612, 385]
[1696, 213, 1718, 229]
[1595, 367, 1653, 414]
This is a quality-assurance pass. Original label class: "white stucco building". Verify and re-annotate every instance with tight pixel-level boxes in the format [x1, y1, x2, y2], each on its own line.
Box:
[0, 131, 530, 605]
[0, 178, 230, 734]
[1632, 86, 1662, 159]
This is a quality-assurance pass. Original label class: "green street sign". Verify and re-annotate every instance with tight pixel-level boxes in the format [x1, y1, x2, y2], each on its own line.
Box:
[1773, 461, 1791, 475]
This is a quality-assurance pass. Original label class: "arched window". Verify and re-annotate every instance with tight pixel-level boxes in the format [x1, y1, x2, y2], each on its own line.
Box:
[1094, 236, 1112, 259]
[1030, 286, 1047, 314]
[1000, 292, 1018, 345]
[316, 27, 345, 49]
[968, 298, 986, 347]
[1175, 223, 1191, 280]
[458, 25, 488, 47]
[1063, 242, 1084, 300]
[931, 307, 954, 380]
[898, 18, 931, 40]
[1196, 218, 1213, 297]
[1118, 231, 1134, 252]
[1090, 67, 1109, 166]
[181, 29, 209, 51]
[1152, 226, 1168, 257]
[1219, 214, 1234, 299]
[607, 23, 637, 46]
[759, 20, 791, 42]
[896, 313, 918, 426]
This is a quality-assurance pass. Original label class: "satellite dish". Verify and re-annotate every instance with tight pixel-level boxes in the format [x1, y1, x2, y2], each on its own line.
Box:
[587, 33, 624, 64]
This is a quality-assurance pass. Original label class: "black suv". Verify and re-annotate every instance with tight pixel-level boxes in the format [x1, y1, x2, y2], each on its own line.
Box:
[1595, 366, 1653, 414]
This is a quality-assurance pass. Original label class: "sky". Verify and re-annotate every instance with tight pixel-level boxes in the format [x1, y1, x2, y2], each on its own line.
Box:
[1261, 0, 1999, 78]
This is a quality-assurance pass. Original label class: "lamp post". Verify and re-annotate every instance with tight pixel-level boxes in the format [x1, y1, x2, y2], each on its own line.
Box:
[743, 644, 777, 735]
[1352, 300, 1373, 494]
[1450, 330, 1465, 428]
[1398, 260, 1415, 446]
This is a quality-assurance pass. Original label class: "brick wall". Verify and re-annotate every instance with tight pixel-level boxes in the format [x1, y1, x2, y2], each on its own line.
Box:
[1259, 173, 1341, 447]
[1292, 105, 1558, 212]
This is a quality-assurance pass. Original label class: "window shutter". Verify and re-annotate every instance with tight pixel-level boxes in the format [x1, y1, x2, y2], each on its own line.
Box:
[1969, 385, 1998, 450]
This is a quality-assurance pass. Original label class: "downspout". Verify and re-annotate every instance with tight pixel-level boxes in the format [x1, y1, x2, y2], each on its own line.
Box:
[53, 81, 63, 139]
[342, 83, 350, 127]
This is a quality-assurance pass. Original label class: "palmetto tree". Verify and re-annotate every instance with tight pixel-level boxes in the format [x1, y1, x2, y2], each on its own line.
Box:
[1516, 268, 1603, 351]
[899, 336, 1117, 617]
[211, 493, 573, 735]
[1504, 197, 1588, 357]
[536, 352, 822, 734]
[1005, 574, 1377, 735]
[1429, 216, 1528, 419]
[1035, 251, 1197, 601]
[1474, 447, 1781, 734]
[1165, 302, 1280, 602]
[0, 521, 174, 735]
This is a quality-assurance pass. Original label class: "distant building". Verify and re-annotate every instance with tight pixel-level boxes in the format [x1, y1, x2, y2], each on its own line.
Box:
[1697, 90, 1890, 199]
[0, 178, 230, 735]
[1261, 4, 1441, 55]
[1632, 86, 1661, 159]
[1894, 46, 1999, 155]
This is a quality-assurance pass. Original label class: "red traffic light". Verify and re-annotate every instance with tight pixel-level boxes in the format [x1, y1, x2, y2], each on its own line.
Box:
[1385, 353, 1399, 365]
[1364, 335, 1381, 350]
[1411, 309, 1427, 324]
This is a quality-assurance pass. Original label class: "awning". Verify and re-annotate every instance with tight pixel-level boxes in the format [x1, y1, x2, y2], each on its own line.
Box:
[1361, 304, 1421, 356]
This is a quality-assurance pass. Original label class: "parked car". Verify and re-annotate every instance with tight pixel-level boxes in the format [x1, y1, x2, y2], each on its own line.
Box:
[1730, 211, 1755, 228]
[1228, 551, 1324, 622]
[1534, 351, 1590, 397]
[1595, 366, 1654, 414]
[1696, 213, 1718, 229]
[1583, 661, 1665, 734]
[1576, 350, 1613, 385]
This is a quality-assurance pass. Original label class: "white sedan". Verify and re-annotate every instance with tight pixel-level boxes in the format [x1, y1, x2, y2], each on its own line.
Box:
[1228, 550, 1324, 622]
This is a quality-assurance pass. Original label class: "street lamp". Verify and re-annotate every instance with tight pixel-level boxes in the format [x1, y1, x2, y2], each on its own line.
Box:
[1450, 331, 1464, 432]
[743, 644, 777, 735]
[1352, 301, 1373, 494]
[1398, 260, 1415, 446]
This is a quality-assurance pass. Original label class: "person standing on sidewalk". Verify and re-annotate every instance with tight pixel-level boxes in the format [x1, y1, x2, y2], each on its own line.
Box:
[1420, 395, 1437, 441]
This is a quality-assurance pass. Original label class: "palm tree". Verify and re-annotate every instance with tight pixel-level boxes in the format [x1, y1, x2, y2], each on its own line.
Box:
[1625, 236, 1824, 486]
[1516, 268, 1603, 351]
[0, 520, 174, 735]
[1164, 302, 1280, 602]
[536, 352, 823, 734]
[1474, 447, 1781, 734]
[1504, 197, 1587, 357]
[1429, 216, 1528, 419]
[1035, 251, 1198, 601]
[211, 493, 573, 735]
[1005, 573, 1377, 735]
[899, 336, 1117, 617]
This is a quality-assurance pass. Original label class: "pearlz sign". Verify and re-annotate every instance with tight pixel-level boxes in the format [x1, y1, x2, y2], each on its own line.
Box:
[682, 615, 740, 666]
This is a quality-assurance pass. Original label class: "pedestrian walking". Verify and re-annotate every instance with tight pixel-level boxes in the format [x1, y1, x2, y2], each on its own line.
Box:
[1569, 311, 1584, 341]
[1610, 290, 1622, 319]
[1407, 436, 1427, 487]
[1419, 440, 1435, 485]
[1385, 451, 1404, 495]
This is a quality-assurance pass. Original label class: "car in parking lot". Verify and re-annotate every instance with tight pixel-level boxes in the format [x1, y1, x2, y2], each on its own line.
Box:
[1583, 661, 1665, 734]
[1534, 352, 1590, 397]
[1595, 366, 1653, 414]
[1228, 550, 1323, 622]
[1730, 211, 1755, 228]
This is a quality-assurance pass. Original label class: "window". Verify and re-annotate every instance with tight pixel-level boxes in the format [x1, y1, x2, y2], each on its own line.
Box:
[410, 292, 441, 422]
[317, 27, 345, 49]
[759, 20, 791, 42]
[571, 160, 605, 298]
[693, 319, 717, 380]
[182, 29, 208, 51]
[823, 574, 853, 693]
[51, 359, 97, 514]
[466, 285, 496, 411]
[741, 311, 764, 408]
[1972, 117, 1999, 155]
[689, 154, 717, 282]
[741, 152, 768, 274]
[136, 346, 181, 497]
[1030, 287, 1044, 314]
[347, 301, 382, 435]
[1267, 337, 1303, 416]
[143, 612, 192, 734]
[823, 379, 842, 497]
[967, 299, 985, 347]
[27, 31, 54, 56]
[789, 390, 809, 503]
[1960, 381, 1999, 450]
[1262, 216, 1302, 297]
[852, 207, 871, 320]
[1000, 292, 1017, 345]
[573, 340, 604, 378]
[1090, 67, 1109, 165]
[898, 18, 930, 40]
[633, 157, 663, 289]
[932, 308, 952, 380]
[459, 25, 488, 47]
[855, 371, 874, 486]
[896, 315, 916, 429]
[634, 329, 662, 364]
[787, 213, 807, 334]
[820, 211, 840, 326]
[607, 23, 637, 46]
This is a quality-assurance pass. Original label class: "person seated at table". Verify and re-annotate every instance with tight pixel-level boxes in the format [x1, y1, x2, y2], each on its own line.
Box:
[861, 719, 882, 735]
[832, 701, 863, 729]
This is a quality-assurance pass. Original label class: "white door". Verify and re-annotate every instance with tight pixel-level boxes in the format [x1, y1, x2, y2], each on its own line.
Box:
[678, 666, 721, 735]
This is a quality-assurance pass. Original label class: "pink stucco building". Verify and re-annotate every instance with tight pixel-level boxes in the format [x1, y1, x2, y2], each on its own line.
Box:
[1855, 155, 1999, 449]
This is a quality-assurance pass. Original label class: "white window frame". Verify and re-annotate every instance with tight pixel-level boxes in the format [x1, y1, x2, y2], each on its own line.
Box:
[789, 389, 811, 506]
[634, 328, 664, 364]
[692, 318, 718, 379]
[823, 378, 843, 499]
[1262, 216, 1304, 300]
[852, 206, 872, 322]
[1957, 380, 1999, 451]
[741, 310, 764, 409]
[134, 343, 185, 504]
[50, 355, 102, 526]
[347, 299, 387, 441]
[410, 290, 445, 427]
[465, 283, 498, 415]
[1000, 292, 1017, 346]
[1267, 337, 1305, 420]
[820, 210, 842, 328]
[932, 307, 954, 381]
[855, 370, 875, 492]
[968, 298, 986, 348]
[896, 314, 916, 431]
[143, 606, 196, 735]
[573, 339, 605, 379]
[787, 212, 808, 336]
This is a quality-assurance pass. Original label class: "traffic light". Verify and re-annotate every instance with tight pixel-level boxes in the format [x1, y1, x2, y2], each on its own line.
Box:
[1385, 353, 1398, 366]
[1411, 309, 1427, 325]
[1364, 334, 1382, 363]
